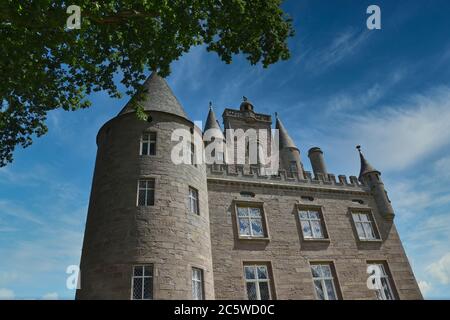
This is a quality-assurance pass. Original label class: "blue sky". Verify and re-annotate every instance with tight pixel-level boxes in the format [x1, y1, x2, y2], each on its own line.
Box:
[1, 0, 450, 299]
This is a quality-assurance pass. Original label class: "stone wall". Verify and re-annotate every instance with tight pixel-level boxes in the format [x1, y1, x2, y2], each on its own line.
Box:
[207, 178, 422, 300]
[76, 112, 214, 299]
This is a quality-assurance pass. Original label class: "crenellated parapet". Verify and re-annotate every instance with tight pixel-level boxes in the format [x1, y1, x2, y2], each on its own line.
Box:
[206, 164, 367, 192]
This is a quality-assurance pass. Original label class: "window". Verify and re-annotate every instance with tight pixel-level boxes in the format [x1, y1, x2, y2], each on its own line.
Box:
[289, 161, 298, 173]
[190, 142, 197, 167]
[189, 187, 199, 215]
[137, 179, 155, 206]
[310, 263, 340, 300]
[368, 263, 396, 300]
[140, 132, 156, 156]
[192, 267, 204, 300]
[237, 206, 265, 238]
[244, 264, 271, 300]
[298, 208, 327, 239]
[352, 212, 379, 240]
[131, 265, 153, 300]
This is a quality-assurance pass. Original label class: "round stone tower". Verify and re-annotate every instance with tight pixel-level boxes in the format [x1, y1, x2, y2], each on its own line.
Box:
[76, 73, 214, 299]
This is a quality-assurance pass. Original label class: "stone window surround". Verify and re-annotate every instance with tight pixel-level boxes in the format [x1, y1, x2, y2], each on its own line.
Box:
[241, 260, 276, 300]
[295, 204, 330, 242]
[308, 260, 343, 300]
[366, 260, 399, 300]
[232, 199, 271, 241]
[348, 207, 382, 242]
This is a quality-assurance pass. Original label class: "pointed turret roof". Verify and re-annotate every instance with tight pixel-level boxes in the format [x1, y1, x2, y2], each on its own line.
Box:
[204, 103, 221, 131]
[118, 72, 188, 119]
[204, 103, 225, 140]
[357, 145, 380, 179]
[275, 113, 298, 150]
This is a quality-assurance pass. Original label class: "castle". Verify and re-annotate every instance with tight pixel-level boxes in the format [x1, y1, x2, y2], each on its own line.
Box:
[76, 73, 422, 300]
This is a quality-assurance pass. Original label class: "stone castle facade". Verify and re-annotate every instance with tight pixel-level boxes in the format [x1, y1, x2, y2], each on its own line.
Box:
[76, 73, 422, 300]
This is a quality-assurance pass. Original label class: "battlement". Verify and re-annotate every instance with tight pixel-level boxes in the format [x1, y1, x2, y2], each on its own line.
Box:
[206, 164, 367, 192]
[223, 108, 272, 123]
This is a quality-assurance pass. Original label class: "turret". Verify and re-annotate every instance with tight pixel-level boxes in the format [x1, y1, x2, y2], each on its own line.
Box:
[308, 147, 328, 177]
[204, 102, 226, 164]
[77, 73, 214, 299]
[357, 145, 395, 220]
[275, 113, 305, 178]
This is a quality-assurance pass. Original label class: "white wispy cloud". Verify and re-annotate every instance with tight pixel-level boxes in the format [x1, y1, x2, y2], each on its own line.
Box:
[427, 253, 450, 285]
[0, 288, 15, 300]
[303, 28, 371, 73]
[0, 200, 44, 225]
[320, 86, 450, 173]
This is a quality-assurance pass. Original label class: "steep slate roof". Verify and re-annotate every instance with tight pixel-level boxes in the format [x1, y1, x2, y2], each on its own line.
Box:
[357, 146, 380, 179]
[204, 105, 221, 131]
[118, 72, 188, 119]
[275, 115, 298, 150]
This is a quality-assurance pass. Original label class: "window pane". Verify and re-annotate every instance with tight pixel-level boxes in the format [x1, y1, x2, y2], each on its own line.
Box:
[381, 278, 394, 300]
[237, 207, 248, 217]
[193, 281, 203, 300]
[257, 266, 268, 279]
[249, 207, 261, 217]
[299, 210, 309, 219]
[324, 280, 337, 300]
[259, 282, 270, 300]
[141, 142, 148, 155]
[314, 280, 325, 300]
[301, 221, 313, 238]
[311, 265, 321, 278]
[192, 282, 199, 300]
[144, 266, 153, 276]
[149, 143, 156, 155]
[239, 218, 251, 236]
[355, 222, 365, 239]
[309, 210, 320, 219]
[132, 278, 142, 300]
[251, 219, 264, 237]
[363, 223, 376, 239]
[147, 179, 155, 189]
[147, 190, 155, 206]
[244, 266, 256, 280]
[359, 213, 370, 222]
[352, 213, 361, 222]
[321, 265, 332, 278]
[134, 266, 143, 276]
[192, 268, 201, 281]
[149, 132, 156, 141]
[311, 220, 324, 238]
[143, 277, 153, 299]
[246, 282, 257, 300]
[139, 180, 147, 189]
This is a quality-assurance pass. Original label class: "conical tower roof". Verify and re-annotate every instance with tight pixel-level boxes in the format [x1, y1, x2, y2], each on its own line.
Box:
[275, 114, 298, 150]
[118, 72, 188, 119]
[204, 103, 225, 140]
[204, 103, 221, 131]
[357, 146, 380, 179]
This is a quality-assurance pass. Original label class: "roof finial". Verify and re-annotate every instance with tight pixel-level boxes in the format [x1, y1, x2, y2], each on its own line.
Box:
[356, 145, 362, 153]
[275, 112, 278, 119]
[243, 96, 248, 102]
[209, 101, 213, 110]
